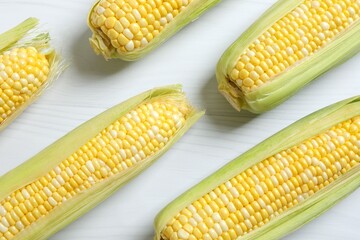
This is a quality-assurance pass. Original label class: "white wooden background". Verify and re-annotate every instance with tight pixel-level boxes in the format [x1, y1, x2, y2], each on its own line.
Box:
[0, 0, 359, 239]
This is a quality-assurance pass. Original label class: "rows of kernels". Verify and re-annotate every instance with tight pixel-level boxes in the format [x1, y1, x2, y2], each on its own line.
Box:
[90, 0, 193, 53]
[0, 47, 50, 125]
[161, 117, 360, 240]
[0, 98, 190, 240]
[230, 0, 360, 93]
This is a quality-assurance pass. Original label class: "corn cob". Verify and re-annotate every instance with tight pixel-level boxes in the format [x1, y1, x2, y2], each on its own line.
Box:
[155, 96, 360, 240]
[217, 0, 360, 113]
[0, 18, 64, 131]
[88, 0, 221, 61]
[0, 85, 203, 240]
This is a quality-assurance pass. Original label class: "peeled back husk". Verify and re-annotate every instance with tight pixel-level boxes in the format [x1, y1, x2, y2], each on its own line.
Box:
[0, 18, 65, 131]
[0, 85, 203, 240]
[217, 0, 360, 113]
[155, 96, 360, 240]
[88, 0, 221, 61]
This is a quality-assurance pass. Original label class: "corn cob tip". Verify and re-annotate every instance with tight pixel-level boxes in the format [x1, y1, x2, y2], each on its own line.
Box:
[217, 75, 243, 112]
[87, 0, 196, 61]
[87, 0, 221, 61]
[0, 19, 66, 131]
[89, 32, 116, 60]
[89, 34, 103, 56]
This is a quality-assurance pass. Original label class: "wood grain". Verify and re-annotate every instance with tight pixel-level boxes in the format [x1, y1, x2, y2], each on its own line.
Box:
[0, 0, 359, 239]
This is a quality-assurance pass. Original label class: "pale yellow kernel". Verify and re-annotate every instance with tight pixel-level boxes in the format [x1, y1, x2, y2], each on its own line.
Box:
[239, 69, 249, 79]
[162, 112, 360, 239]
[230, 69, 239, 80]
[118, 34, 129, 45]
[108, 29, 119, 40]
[243, 78, 254, 87]
[105, 17, 117, 29]
[120, 17, 130, 28]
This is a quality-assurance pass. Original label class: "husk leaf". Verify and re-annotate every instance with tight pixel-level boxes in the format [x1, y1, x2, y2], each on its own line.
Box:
[0, 85, 204, 240]
[155, 96, 360, 240]
[0, 19, 66, 131]
[217, 0, 360, 113]
[0, 18, 39, 52]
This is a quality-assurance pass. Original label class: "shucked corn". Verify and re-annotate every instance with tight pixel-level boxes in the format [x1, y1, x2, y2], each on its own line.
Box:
[0, 86, 203, 240]
[217, 0, 360, 113]
[155, 97, 360, 240]
[88, 0, 221, 60]
[0, 18, 64, 131]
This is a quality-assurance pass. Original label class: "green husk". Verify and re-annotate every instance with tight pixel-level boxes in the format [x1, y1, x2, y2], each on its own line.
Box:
[0, 85, 204, 240]
[0, 18, 66, 131]
[0, 18, 38, 52]
[217, 0, 360, 113]
[154, 96, 360, 240]
[88, 0, 221, 61]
